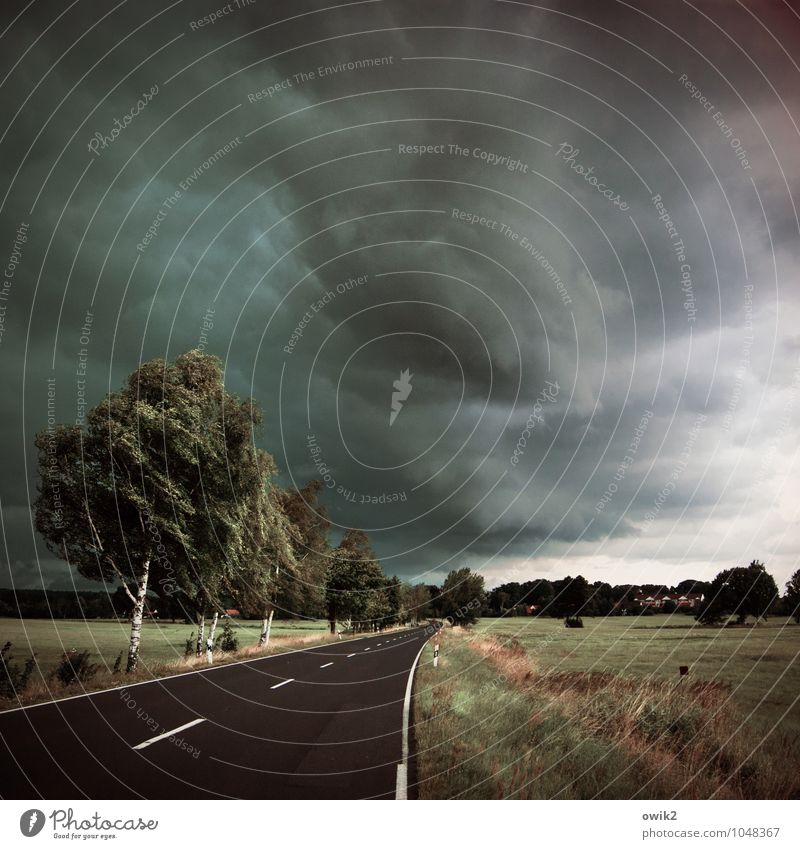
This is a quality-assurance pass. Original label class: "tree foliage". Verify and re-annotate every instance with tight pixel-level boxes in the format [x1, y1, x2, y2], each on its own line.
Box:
[34, 351, 278, 669]
[325, 529, 387, 632]
[438, 567, 485, 625]
[785, 569, 800, 624]
[550, 575, 590, 619]
[276, 480, 331, 617]
[698, 560, 779, 624]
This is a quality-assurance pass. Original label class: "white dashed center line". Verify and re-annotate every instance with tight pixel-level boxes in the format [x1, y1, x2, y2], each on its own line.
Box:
[347, 653, 356, 658]
[270, 678, 294, 689]
[319, 662, 334, 668]
[133, 718, 204, 750]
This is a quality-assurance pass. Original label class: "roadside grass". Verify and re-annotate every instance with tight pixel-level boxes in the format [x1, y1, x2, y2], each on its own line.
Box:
[0, 617, 329, 669]
[412, 626, 800, 800]
[0, 617, 380, 711]
[476, 615, 800, 737]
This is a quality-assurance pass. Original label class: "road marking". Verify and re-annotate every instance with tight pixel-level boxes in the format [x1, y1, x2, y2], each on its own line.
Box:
[396, 637, 430, 800]
[347, 653, 356, 658]
[319, 662, 334, 668]
[364, 647, 370, 651]
[0, 629, 395, 717]
[133, 718, 204, 750]
[270, 678, 295, 689]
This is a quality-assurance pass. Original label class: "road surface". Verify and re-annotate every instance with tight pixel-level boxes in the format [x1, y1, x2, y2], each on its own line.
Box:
[0, 626, 432, 799]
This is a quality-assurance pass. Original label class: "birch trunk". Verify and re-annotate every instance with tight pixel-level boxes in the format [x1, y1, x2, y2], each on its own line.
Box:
[208, 611, 219, 649]
[196, 612, 205, 657]
[258, 606, 275, 647]
[126, 558, 150, 673]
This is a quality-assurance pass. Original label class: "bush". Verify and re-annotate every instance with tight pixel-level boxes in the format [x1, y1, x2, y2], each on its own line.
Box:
[0, 641, 37, 698]
[218, 619, 239, 653]
[184, 631, 195, 657]
[54, 650, 98, 686]
[564, 616, 584, 628]
[112, 651, 123, 674]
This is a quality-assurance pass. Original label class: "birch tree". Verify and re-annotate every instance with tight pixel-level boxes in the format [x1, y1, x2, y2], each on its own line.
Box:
[145, 352, 274, 656]
[277, 480, 331, 619]
[33, 350, 266, 671]
[33, 361, 194, 672]
[233, 455, 299, 647]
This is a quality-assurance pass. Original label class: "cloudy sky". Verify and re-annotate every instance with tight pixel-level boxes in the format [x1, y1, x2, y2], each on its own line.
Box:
[1, 0, 799, 594]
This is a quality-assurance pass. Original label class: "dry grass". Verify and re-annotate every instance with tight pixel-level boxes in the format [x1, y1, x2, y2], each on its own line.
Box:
[412, 629, 800, 800]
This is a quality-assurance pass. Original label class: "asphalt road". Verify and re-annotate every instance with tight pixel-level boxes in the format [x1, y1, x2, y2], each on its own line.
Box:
[0, 626, 432, 800]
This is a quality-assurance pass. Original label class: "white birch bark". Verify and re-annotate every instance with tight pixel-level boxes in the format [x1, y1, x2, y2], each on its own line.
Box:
[196, 613, 205, 657]
[126, 558, 151, 673]
[206, 611, 219, 663]
[258, 606, 275, 647]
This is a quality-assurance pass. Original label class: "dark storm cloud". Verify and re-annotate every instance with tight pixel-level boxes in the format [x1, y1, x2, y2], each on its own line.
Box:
[1, 0, 799, 590]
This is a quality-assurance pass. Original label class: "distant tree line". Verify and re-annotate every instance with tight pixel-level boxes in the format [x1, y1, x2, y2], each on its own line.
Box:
[487, 562, 800, 625]
[0, 588, 129, 620]
[485, 577, 715, 618]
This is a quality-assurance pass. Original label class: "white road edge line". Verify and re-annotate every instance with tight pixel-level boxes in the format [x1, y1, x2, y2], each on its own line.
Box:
[396, 634, 431, 801]
[319, 662, 334, 668]
[270, 678, 295, 689]
[133, 717, 204, 750]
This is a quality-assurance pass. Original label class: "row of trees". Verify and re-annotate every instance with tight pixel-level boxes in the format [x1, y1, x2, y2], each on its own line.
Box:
[33, 352, 434, 673]
[486, 562, 800, 624]
[0, 588, 130, 619]
[486, 578, 711, 618]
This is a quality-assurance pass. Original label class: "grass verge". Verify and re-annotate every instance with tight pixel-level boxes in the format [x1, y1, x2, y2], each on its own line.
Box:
[412, 628, 800, 799]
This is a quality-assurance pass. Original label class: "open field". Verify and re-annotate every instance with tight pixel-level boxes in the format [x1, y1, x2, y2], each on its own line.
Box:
[476, 615, 800, 735]
[412, 617, 800, 799]
[0, 617, 330, 671]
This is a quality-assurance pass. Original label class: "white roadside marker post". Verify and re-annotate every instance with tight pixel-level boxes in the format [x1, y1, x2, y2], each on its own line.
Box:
[433, 643, 439, 668]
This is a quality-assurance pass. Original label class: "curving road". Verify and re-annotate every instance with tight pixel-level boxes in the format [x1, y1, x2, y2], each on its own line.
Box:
[0, 626, 432, 800]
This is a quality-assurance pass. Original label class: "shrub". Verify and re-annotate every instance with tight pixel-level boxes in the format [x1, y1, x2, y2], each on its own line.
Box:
[219, 619, 239, 652]
[184, 631, 195, 657]
[112, 651, 123, 674]
[54, 650, 98, 686]
[0, 641, 37, 698]
[564, 616, 584, 628]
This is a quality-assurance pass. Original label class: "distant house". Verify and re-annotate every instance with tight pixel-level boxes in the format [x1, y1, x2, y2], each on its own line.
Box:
[633, 592, 703, 610]
[224, 608, 241, 618]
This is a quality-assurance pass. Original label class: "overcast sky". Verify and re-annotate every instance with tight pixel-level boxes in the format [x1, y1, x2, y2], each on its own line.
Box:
[1, 0, 799, 595]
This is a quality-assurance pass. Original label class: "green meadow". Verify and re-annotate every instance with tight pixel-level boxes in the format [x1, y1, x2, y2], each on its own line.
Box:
[475, 614, 800, 734]
[0, 617, 329, 672]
